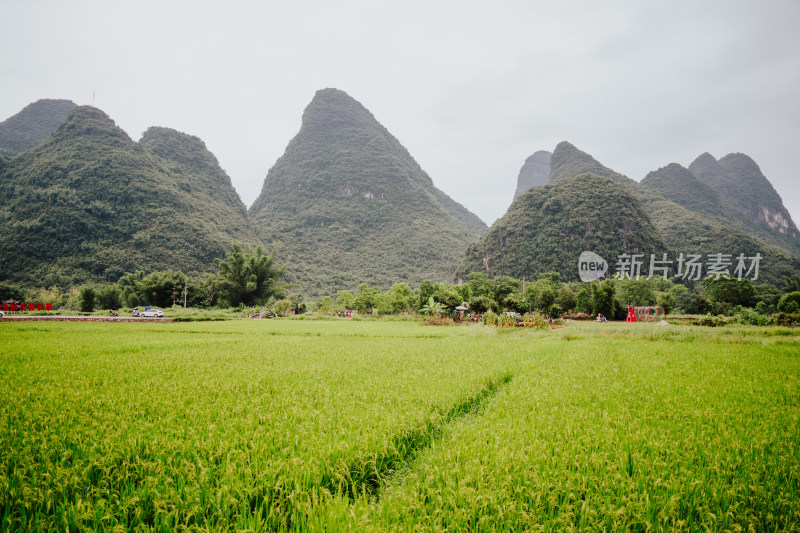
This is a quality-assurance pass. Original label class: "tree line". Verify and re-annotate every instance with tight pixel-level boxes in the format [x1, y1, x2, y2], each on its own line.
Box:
[1, 243, 798, 323]
[0, 243, 286, 312]
[311, 272, 800, 322]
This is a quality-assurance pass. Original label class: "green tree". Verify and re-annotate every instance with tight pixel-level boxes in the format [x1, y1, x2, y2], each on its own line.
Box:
[336, 290, 354, 310]
[504, 292, 528, 314]
[493, 276, 521, 309]
[785, 275, 800, 293]
[432, 283, 462, 312]
[466, 272, 494, 299]
[701, 276, 756, 313]
[273, 299, 292, 316]
[592, 280, 616, 318]
[79, 286, 96, 313]
[117, 270, 145, 307]
[555, 286, 577, 313]
[454, 283, 471, 303]
[418, 280, 435, 310]
[96, 286, 122, 310]
[536, 286, 556, 313]
[193, 274, 221, 308]
[575, 287, 593, 314]
[656, 292, 674, 314]
[468, 295, 495, 314]
[0, 283, 25, 302]
[538, 272, 562, 287]
[354, 284, 381, 312]
[616, 278, 657, 306]
[217, 243, 286, 307]
[138, 271, 186, 308]
[386, 283, 413, 313]
[754, 284, 782, 312]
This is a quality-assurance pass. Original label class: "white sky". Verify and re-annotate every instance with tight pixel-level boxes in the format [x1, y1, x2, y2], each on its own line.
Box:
[2, 1, 799, 227]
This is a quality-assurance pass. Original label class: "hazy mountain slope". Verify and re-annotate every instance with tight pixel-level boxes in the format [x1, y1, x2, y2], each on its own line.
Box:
[514, 150, 551, 199]
[689, 152, 800, 255]
[0, 106, 256, 286]
[545, 142, 799, 285]
[0, 99, 76, 157]
[249, 88, 483, 296]
[548, 141, 635, 185]
[433, 186, 487, 236]
[457, 173, 668, 281]
[139, 126, 253, 229]
[640, 163, 731, 223]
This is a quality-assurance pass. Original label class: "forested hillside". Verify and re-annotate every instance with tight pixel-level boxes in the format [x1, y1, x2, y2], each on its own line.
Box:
[249, 88, 486, 297]
[469, 141, 800, 286]
[0, 99, 76, 157]
[457, 173, 668, 280]
[0, 106, 257, 287]
[689, 152, 800, 255]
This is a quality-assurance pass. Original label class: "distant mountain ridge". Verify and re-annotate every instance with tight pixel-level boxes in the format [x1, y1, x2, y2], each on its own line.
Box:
[640, 163, 732, 225]
[492, 141, 800, 285]
[249, 88, 486, 296]
[0, 99, 76, 157]
[0, 106, 257, 286]
[513, 150, 551, 199]
[458, 173, 668, 281]
[689, 152, 800, 254]
[1, 95, 797, 295]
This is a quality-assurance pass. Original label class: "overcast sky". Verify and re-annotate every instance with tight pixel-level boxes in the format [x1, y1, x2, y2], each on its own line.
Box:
[2, 1, 798, 227]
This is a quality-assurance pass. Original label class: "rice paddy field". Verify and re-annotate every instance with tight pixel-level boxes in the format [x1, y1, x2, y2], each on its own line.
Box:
[1, 318, 799, 532]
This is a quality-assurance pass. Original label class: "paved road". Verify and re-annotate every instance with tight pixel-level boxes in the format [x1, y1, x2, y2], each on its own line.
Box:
[0, 315, 172, 322]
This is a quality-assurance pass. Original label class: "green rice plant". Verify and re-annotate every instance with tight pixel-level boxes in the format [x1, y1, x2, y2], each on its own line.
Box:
[0, 320, 520, 531]
[336, 335, 800, 531]
[1, 320, 798, 531]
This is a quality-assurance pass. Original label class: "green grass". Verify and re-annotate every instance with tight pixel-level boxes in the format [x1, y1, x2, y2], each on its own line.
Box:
[0, 320, 798, 531]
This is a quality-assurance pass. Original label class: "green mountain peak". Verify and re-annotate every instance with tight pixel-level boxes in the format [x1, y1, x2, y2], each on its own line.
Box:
[0, 104, 257, 286]
[250, 88, 485, 296]
[549, 141, 634, 185]
[457, 173, 668, 281]
[640, 162, 730, 222]
[514, 150, 551, 199]
[689, 151, 800, 254]
[0, 98, 77, 157]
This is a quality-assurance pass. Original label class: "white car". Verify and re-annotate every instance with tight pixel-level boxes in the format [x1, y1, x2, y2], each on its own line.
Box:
[139, 309, 164, 318]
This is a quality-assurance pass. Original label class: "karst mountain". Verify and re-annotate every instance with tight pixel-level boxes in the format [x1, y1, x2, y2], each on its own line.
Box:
[0, 106, 256, 286]
[248, 88, 486, 296]
[478, 142, 800, 285]
[1, 94, 798, 295]
[0, 99, 77, 158]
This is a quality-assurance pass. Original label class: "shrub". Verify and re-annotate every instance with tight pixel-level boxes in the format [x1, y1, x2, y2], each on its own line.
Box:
[482, 311, 498, 326]
[693, 313, 727, 327]
[735, 308, 772, 326]
[97, 286, 122, 310]
[274, 299, 293, 316]
[469, 295, 495, 314]
[777, 292, 800, 314]
[755, 301, 771, 315]
[774, 312, 800, 327]
[521, 312, 549, 329]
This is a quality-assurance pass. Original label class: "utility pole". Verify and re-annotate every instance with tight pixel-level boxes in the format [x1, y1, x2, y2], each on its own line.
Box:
[184, 278, 188, 309]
